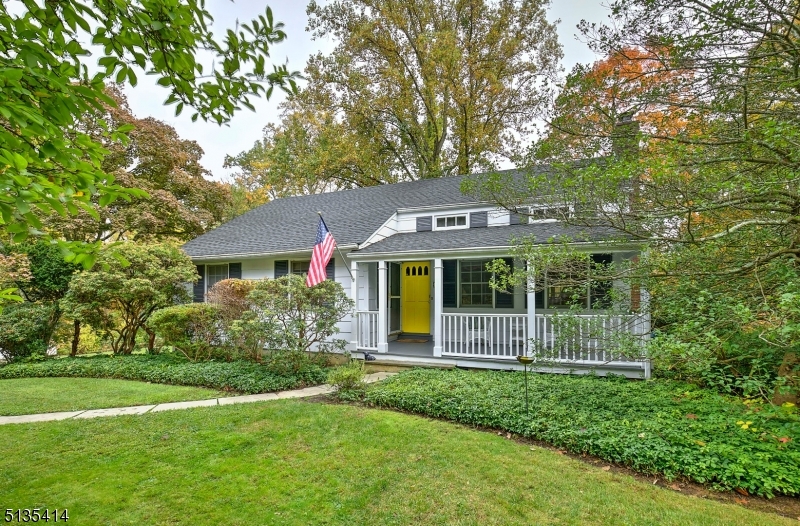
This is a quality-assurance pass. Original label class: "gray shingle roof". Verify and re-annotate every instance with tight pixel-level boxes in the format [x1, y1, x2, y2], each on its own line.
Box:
[351, 223, 627, 255]
[183, 168, 546, 258]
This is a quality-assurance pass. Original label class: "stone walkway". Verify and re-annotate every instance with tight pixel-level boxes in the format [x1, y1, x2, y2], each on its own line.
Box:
[0, 372, 396, 426]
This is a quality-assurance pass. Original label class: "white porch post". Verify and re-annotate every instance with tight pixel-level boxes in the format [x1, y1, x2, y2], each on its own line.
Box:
[350, 260, 359, 352]
[433, 258, 443, 357]
[377, 260, 388, 353]
[526, 261, 536, 355]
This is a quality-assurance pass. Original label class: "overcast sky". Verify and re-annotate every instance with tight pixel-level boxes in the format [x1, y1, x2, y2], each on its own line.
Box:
[121, 0, 612, 181]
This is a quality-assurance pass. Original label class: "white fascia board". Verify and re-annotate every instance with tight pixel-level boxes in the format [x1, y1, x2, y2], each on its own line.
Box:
[396, 202, 496, 214]
[188, 245, 359, 262]
[348, 241, 644, 261]
[358, 212, 398, 249]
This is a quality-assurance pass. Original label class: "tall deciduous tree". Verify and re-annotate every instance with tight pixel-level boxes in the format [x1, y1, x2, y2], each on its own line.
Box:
[227, 0, 560, 203]
[225, 97, 393, 201]
[529, 47, 692, 161]
[469, 0, 800, 398]
[45, 88, 233, 243]
[0, 0, 298, 266]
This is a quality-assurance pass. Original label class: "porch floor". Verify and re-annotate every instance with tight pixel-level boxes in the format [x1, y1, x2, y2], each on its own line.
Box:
[388, 338, 434, 357]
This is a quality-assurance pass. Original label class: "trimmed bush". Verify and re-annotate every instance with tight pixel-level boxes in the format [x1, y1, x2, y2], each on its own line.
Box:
[0, 303, 55, 362]
[365, 369, 800, 498]
[149, 304, 223, 362]
[327, 360, 366, 400]
[0, 354, 327, 394]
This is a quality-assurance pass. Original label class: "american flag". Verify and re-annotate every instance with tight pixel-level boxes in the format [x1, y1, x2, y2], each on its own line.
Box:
[306, 216, 336, 287]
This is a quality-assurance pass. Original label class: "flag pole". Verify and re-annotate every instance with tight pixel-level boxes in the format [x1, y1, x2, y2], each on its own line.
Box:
[318, 211, 354, 280]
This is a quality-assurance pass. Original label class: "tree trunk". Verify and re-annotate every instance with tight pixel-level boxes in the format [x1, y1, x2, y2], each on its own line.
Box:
[70, 319, 81, 357]
[146, 328, 156, 353]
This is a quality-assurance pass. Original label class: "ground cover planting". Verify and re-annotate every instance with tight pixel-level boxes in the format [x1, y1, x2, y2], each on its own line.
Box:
[365, 368, 800, 497]
[0, 354, 327, 394]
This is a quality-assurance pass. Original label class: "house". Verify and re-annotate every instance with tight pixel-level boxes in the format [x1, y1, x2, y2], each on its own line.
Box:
[182, 168, 651, 378]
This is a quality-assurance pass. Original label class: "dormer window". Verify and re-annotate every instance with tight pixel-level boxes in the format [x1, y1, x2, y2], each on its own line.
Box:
[517, 206, 572, 223]
[435, 214, 467, 229]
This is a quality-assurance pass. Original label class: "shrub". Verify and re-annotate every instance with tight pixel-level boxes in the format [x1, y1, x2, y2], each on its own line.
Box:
[0, 354, 328, 394]
[0, 303, 56, 363]
[365, 368, 800, 498]
[206, 278, 260, 361]
[149, 304, 223, 362]
[647, 263, 800, 403]
[238, 274, 354, 355]
[61, 242, 198, 355]
[262, 349, 327, 376]
[207, 278, 255, 323]
[327, 359, 366, 401]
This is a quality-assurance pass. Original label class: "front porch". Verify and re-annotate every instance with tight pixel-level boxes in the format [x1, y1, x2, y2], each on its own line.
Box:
[350, 254, 652, 378]
[353, 311, 650, 377]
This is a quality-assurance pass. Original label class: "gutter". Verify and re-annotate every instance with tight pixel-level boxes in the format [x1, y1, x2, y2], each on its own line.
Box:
[186, 244, 360, 262]
[348, 240, 644, 260]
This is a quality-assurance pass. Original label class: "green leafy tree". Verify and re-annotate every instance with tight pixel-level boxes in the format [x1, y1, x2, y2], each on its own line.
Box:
[225, 98, 392, 201]
[45, 87, 233, 243]
[61, 242, 197, 355]
[0, 302, 56, 363]
[469, 0, 800, 398]
[227, 0, 561, 203]
[0, 0, 298, 265]
[4, 240, 81, 354]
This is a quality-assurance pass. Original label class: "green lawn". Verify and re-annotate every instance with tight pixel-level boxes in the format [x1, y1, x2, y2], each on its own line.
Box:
[0, 378, 224, 416]
[0, 401, 793, 525]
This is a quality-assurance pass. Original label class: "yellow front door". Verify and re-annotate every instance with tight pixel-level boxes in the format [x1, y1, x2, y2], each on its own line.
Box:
[401, 262, 431, 334]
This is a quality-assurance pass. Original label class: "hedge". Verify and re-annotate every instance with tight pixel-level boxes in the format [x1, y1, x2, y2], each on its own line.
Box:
[0, 354, 327, 394]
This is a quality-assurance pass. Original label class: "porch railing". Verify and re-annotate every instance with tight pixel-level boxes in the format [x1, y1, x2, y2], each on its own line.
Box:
[532, 314, 646, 364]
[356, 311, 379, 350]
[442, 313, 647, 364]
[356, 311, 649, 366]
[443, 314, 528, 358]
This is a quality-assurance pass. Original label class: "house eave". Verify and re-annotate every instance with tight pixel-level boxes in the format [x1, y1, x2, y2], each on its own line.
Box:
[348, 240, 644, 260]
[395, 202, 495, 213]
[187, 244, 359, 262]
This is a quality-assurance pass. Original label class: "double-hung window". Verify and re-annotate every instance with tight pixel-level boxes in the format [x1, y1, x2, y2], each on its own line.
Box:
[206, 264, 229, 292]
[459, 260, 494, 307]
[544, 254, 613, 309]
[291, 260, 310, 275]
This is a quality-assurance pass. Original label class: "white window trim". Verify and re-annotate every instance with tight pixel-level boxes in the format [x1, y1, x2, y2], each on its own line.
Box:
[289, 259, 311, 275]
[517, 205, 573, 224]
[434, 214, 469, 230]
[205, 263, 230, 296]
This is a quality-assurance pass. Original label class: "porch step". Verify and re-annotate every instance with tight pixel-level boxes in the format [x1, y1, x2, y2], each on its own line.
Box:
[354, 352, 454, 369]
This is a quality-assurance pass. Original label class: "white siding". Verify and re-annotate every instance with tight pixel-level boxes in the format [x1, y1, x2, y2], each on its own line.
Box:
[241, 258, 271, 280]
